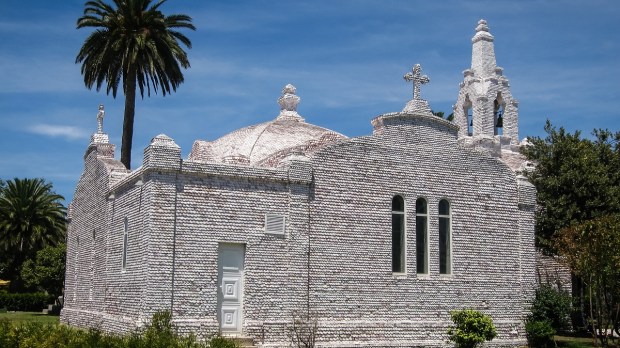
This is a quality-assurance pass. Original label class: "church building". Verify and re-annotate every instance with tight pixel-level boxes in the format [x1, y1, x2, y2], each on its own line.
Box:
[61, 20, 537, 347]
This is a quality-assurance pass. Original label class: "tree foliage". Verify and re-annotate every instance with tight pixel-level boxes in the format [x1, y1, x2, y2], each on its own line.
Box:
[0, 178, 65, 254]
[554, 215, 620, 346]
[76, 0, 195, 169]
[529, 284, 573, 332]
[0, 178, 66, 292]
[522, 121, 620, 253]
[447, 309, 497, 348]
[525, 284, 572, 347]
[433, 110, 455, 122]
[21, 243, 66, 297]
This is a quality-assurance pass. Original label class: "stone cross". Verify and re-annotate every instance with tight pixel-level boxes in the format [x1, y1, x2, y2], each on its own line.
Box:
[97, 104, 105, 133]
[404, 64, 430, 100]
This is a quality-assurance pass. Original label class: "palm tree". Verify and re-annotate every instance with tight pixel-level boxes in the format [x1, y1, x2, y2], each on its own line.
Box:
[0, 178, 66, 254]
[76, 0, 195, 169]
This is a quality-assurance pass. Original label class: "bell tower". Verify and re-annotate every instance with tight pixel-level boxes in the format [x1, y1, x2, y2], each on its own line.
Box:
[454, 20, 519, 149]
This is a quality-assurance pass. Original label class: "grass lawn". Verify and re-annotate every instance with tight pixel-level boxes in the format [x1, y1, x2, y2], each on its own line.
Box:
[0, 311, 59, 324]
[556, 334, 619, 348]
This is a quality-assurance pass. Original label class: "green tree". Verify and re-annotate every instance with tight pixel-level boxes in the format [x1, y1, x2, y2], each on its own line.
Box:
[0, 178, 66, 291]
[554, 215, 620, 347]
[432, 110, 455, 122]
[522, 121, 620, 253]
[524, 284, 572, 347]
[76, 0, 195, 169]
[21, 243, 66, 297]
[528, 284, 572, 332]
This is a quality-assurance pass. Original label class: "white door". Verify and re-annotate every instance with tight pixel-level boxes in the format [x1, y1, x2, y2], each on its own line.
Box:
[217, 243, 245, 334]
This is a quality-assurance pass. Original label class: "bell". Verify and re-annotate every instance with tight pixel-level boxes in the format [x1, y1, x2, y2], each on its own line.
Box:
[496, 115, 503, 128]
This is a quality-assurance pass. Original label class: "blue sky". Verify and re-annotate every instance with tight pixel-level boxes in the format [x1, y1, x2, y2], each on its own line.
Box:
[1, 0, 619, 203]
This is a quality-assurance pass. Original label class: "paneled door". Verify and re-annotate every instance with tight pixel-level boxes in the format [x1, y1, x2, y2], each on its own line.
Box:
[217, 243, 245, 334]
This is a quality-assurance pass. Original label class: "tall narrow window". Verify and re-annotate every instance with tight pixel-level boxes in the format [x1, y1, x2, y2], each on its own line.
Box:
[438, 199, 451, 274]
[392, 195, 405, 273]
[415, 198, 428, 274]
[122, 218, 128, 271]
[73, 236, 79, 301]
[494, 94, 505, 136]
[465, 95, 473, 136]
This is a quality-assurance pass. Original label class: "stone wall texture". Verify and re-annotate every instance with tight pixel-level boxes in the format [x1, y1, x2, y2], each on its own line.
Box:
[62, 111, 537, 347]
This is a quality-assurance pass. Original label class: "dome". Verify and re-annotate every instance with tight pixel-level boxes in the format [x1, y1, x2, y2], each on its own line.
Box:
[189, 84, 347, 167]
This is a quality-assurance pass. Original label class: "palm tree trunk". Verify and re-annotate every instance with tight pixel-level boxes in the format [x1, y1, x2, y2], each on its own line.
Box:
[121, 66, 137, 169]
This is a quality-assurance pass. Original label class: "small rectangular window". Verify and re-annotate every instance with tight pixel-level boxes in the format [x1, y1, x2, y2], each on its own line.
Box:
[265, 214, 285, 235]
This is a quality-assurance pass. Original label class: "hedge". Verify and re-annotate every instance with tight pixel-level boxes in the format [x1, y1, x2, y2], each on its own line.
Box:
[0, 311, 241, 348]
[0, 293, 54, 311]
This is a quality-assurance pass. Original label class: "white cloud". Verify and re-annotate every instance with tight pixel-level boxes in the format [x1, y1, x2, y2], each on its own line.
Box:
[27, 124, 89, 140]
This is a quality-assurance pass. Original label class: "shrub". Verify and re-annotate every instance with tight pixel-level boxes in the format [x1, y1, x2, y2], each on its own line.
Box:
[0, 311, 222, 347]
[0, 310, 242, 347]
[208, 335, 240, 348]
[291, 311, 318, 348]
[447, 309, 497, 348]
[0, 292, 54, 311]
[530, 284, 572, 332]
[525, 318, 556, 348]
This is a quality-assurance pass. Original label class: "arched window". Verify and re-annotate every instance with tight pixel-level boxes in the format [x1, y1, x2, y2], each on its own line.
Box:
[438, 199, 451, 274]
[464, 95, 473, 136]
[415, 198, 428, 274]
[392, 195, 405, 273]
[494, 94, 505, 136]
[122, 217, 128, 271]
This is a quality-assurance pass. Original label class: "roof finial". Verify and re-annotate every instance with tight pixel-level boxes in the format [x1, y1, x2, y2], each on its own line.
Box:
[471, 19, 497, 77]
[404, 64, 430, 100]
[276, 84, 304, 121]
[401, 64, 433, 115]
[476, 19, 490, 33]
[97, 104, 105, 133]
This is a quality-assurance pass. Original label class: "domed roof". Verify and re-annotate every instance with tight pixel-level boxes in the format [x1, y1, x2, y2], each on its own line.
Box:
[189, 84, 347, 167]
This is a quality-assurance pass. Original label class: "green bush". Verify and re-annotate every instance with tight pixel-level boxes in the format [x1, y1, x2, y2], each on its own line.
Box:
[0, 311, 242, 347]
[530, 284, 572, 332]
[0, 292, 54, 311]
[525, 318, 556, 348]
[447, 309, 497, 348]
[209, 335, 240, 348]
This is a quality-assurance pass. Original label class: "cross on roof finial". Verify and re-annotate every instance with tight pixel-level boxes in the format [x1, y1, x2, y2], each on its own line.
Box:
[97, 104, 105, 133]
[404, 64, 430, 100]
